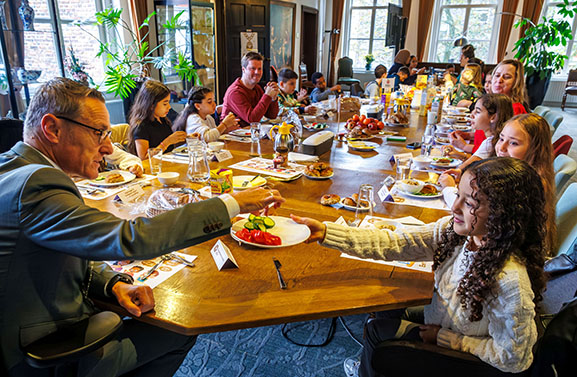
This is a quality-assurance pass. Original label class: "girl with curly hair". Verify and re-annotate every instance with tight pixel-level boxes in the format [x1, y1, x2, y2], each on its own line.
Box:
[292, 157, 547, 376]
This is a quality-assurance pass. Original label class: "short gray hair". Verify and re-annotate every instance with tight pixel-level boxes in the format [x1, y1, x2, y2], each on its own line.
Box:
[24, 77, 105, 140]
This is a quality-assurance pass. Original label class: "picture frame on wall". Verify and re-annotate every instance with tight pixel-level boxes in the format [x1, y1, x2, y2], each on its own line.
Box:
[270, 1, 295, 69]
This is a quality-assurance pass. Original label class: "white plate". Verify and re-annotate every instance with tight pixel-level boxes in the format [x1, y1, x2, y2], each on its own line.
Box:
[348, 141, 379, 151]
[434, 137, 451, 145]
[304, 123, 329, 131]
[172, 146, 188, 157]
[430, 158, 460, 168]
[339, 198, 375, 211]
[304, 171, 334, 180]
[229, 129, 251, 137]
[452, 124, 472, 131]
[89, 170, 136, 187]
[230, 216, 311, 248]
[232, 175, 267, 189]
[401, 190, 443, 199]
[385, 122, 409, 127]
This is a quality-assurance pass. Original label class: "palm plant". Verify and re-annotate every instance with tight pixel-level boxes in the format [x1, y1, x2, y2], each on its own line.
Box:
[76, 8, 200, 99]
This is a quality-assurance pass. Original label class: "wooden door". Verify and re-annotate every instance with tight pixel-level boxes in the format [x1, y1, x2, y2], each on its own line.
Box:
[300, 6, 318, 77]
[224, 0, 270, 89]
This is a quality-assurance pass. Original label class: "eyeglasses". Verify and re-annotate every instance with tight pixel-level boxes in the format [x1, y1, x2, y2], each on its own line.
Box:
[55, 115, 112, 144]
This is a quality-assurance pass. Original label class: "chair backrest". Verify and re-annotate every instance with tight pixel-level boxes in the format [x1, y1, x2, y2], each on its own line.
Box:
[0, 118, 24, 153]
[566, 69, 577, 88]
[553, 135, 574, 158]
[533, 105, 551, 117]
[110, 123, 130, 146]
[337, 57, 354, 79]
[556, 183, 577, 257]
[554, 154, 577, 196]
[544, 111, 564, 132]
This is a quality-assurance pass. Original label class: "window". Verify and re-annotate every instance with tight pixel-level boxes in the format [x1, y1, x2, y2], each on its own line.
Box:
[344, 0, 401, 71]
[542, 1, 577, 74]
[429, 0, 501, 63]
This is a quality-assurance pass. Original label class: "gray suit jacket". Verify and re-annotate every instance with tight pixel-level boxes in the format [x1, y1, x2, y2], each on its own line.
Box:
[0, 142, 231, 369]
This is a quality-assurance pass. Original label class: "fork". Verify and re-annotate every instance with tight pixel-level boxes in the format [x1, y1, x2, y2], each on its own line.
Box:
[272, 257, 287, 289]
[139, 255, 171, 281]
[169, 253, 195, 267]
[241, 175, 261, 187]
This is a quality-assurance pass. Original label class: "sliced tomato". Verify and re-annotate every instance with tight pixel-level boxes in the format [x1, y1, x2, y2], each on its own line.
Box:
[250, 230, 266, 244]
[263, 232, 282, 245]
[235, 228, 252, 242]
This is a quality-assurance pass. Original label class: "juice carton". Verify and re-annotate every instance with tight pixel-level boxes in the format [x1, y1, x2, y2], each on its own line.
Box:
[210, 169, 233, 194]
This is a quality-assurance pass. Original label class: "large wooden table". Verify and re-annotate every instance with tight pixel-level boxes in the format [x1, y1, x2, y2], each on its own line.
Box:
[92, 111, 449, 336]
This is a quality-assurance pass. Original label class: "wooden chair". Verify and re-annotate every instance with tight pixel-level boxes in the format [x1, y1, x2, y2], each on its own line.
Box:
[336, 57, 360, 92]
[561, 69, 577, 111]
[298, 63, 314, 93]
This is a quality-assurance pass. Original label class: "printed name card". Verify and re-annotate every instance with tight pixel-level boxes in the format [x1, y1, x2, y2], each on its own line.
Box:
[391, 152, 414, 164]
[334, 216, 348, 226]
[211, 240, 238, 270]
[116, 184, 145, 203]
[215, 150, 233, 162]
[382, 78, 395, 93]
[378, 183, 394, 203]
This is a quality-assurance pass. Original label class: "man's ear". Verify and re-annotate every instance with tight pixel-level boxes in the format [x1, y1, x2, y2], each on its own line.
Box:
[40, 114, 63, 143]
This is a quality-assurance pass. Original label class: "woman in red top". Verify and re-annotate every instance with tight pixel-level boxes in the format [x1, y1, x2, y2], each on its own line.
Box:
[491, 59, 528, 115]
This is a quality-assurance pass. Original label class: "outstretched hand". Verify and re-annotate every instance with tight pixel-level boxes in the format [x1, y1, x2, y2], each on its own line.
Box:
[112, 282, 155, 317]
[231, 187, 285, 213]
[290, 214, 326, 243]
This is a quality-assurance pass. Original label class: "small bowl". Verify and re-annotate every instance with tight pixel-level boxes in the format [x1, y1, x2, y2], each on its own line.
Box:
[157, 172, 179, 185]
[399, 179, 425, 194]
[208, 141, 225, 152]
[436, 124, 452, 133]
[412, 156, 432, 169]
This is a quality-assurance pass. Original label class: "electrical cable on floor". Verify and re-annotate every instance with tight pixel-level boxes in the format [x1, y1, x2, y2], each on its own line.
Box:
[338, 316, 363, 347]
[281, 317, 337, 347]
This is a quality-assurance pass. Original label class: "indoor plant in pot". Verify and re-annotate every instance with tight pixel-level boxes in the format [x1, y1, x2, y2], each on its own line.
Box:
[364, 54, 375, 71]
[513, 1, 576, 109]
[76, 8, 199, 115]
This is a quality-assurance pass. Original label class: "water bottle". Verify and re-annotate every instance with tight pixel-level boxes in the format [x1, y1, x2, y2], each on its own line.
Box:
[187, 138, 210, 183]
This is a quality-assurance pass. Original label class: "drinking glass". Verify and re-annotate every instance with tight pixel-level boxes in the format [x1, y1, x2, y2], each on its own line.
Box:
[421, 124, 435, 157]
[328, 94, 337, 109]
[354, 184, 374, 226]
[396, 157, 411, 181]
[250, 122, 261, 142]
[148, 148, 163, 174]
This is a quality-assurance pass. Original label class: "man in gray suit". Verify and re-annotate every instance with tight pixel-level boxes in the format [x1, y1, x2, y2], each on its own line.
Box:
[0, 78, 284, 376]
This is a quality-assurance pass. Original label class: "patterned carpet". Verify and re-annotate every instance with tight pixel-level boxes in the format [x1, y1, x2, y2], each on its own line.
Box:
[174, 315, 366, 377]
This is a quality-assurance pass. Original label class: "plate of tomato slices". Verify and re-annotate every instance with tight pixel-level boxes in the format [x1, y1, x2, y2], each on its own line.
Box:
[231, 216, 311, 248]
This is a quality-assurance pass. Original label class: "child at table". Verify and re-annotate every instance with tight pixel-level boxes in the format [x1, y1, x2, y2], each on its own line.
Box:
[293, 157, 547, 376]
[449, 63, 483, 106]
[277, 68, 317, 115]
[393, 66, 409, 91]
[310, 72, 341, 103]
[443, 93, 514, 169]
[127, 79, 187, 159]
[172, 86, 239, 142]
[440, 113, 556, 256]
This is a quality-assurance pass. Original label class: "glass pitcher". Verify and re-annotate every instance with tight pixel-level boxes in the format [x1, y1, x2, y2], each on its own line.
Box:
[187, 138, 210, 183]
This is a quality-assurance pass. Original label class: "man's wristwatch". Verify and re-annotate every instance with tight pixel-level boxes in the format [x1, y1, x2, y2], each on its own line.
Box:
[106, 274, 134, 297]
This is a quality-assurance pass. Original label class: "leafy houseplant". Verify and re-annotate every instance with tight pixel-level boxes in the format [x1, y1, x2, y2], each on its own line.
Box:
[364, 54, 375, 71]
[76, 8, 200, 99]
[513, 0, 577, 108]
[64, 47, 94, 87]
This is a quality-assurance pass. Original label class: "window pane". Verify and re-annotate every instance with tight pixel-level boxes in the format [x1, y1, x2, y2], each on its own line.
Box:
[467, 7, 495, 40]
[350, 9, 373, 39]
[348, 39, 370, 69]
[434, 40, 460, 63]
[373, 9, 388, 39]
[470, 0, 497, 4]
[29, 0, 50, 19]
[372, 39, 395, 67]
[62, 23, 105, 85]
[352, 0, 374, 6]
[442, 0, 468, 5]
[23, 23, 60, 81]
[438, 7, 466, 41]
[469, 40, 489, 61]
[376, 0, 401, 6]
[56, 0, 97, 20]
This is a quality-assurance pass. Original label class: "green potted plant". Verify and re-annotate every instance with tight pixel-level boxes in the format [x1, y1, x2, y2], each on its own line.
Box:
[513, 0, 576, 108]
[364, 54, 375, 71]
[76, 8, 199, 114]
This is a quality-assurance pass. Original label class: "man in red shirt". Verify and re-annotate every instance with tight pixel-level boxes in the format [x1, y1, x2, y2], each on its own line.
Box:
[222, 52, 280, 127]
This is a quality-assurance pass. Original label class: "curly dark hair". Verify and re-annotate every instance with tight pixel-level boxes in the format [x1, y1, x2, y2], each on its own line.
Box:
[433, 157, 547, 322]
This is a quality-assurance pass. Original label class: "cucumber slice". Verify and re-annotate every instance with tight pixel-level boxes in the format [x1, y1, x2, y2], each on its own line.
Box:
[263, 217, 275, 228]
[257, 223, 267, 231]
[244, 222, 255, 230]
[248, 214, 256, 222]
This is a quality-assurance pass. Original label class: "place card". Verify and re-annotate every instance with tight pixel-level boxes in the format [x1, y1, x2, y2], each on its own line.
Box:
[378, 183, 394, 202]
[334, 216, 348, 226]
[382, 78, 395, 93]
[215, 150, 233, 162]
[392, 152, 414, 164]
[211, 240, 238, 270]
[116, 184, 145, 203]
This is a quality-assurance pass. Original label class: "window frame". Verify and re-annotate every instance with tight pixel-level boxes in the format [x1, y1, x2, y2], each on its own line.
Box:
[428, 0, 502, 64]
[342, 0, 401, 72]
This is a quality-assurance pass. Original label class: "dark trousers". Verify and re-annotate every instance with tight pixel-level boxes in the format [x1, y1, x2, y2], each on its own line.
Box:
[10, 319, 196, 377]
[359, 307, 424, 377]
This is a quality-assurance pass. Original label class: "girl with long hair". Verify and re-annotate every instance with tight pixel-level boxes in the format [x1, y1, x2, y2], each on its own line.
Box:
[491, 59, 529, 114]
[172, 86, 238, 142]
[293, 157, 547, 376]
[127, 80, 186, 159]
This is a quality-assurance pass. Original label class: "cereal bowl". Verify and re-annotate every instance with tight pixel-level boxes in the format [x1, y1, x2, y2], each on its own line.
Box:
[399, 179, 425, 194]
[412, 156, 432, 169]
[208, 141, 225, 152]
[157, 172, 180, 185]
